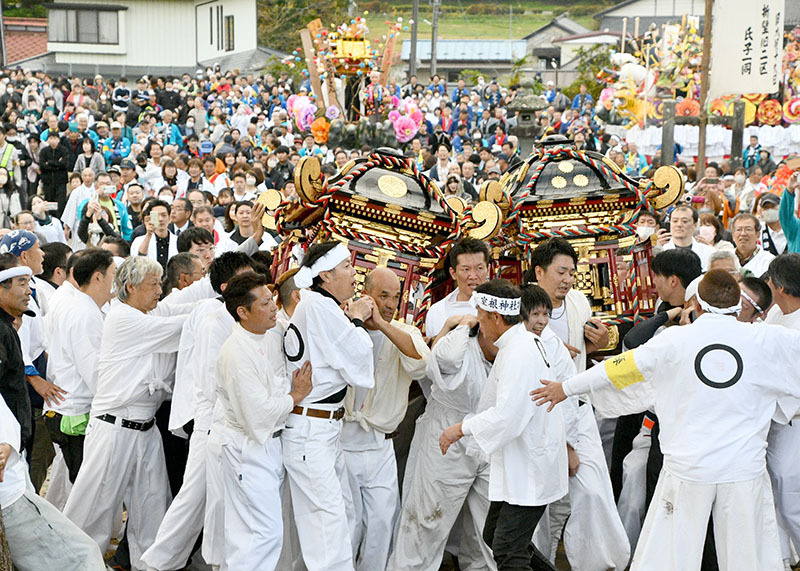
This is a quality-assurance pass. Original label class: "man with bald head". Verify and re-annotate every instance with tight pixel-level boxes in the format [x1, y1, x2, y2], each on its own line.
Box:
[341, 267, 430, 571]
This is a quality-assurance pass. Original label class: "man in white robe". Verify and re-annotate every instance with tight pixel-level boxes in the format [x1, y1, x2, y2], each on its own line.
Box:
[389, 237, 493, 571]
[43, 249, 116, 483]
[216, 271, 313, 569]
[281, 241, 375, 570]
[342, 268, 430, 571]
[764, 254, 800, 568]
[140, 252, 254, 571]
[63, 257, 193, 570]
[532, 269, 800, 571]
[440, 279, 568, 569]
[526, 238, 629, 570]
[0, 382, 106, 571]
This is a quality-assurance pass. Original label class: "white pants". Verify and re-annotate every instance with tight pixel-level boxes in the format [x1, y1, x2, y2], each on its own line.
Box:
[631, 470, 782, 571]
[767, 421, 800, 560]
[141, 427, 208, 570]
[221, 431, 284, 571]
[203, 423, 225, 567]
[282, 414, 355, 571]
[388, 399, 495, 571]
[44, 446, 72, 511]
[549, 406, 631, 570]
[343, 436, 399, 571]
[617, 423, 652, 554]
[63, 416, 171, 571]
[4, 490, 106, 571]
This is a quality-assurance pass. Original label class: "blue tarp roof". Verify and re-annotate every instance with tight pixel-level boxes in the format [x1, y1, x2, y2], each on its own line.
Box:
[400, 40, 527, 62]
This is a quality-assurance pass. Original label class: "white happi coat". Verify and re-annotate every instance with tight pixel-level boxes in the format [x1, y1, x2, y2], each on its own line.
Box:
[765, 305, 800, 562]
[281, 287, 374, 571]
[463, 323, 568, 506]
[563, 314, 800, 571]
[389, 322, 495, 571]
[63, 300, 191, 569]
[216, 322, 295, 570]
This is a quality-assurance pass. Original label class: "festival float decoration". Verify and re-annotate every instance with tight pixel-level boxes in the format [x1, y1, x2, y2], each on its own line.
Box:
[269, 148, 504, 328]
[266, 137, 683, 350]
[282, 15, 407, 149]
[596, 22, 800, 128]
[483, 136, 684, 350]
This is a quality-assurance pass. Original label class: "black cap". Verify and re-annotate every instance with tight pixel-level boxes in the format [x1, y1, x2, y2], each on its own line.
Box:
[760, 192, 780, 206]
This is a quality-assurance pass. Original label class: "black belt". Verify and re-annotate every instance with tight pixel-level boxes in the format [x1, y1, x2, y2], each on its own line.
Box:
[96, 414, 155, 432]
[315, 387, 348, 405]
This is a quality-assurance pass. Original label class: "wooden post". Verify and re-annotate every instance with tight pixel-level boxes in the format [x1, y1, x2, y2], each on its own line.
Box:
[379, 25, 398, 87]
[696, 0, 713, 170]
[729, 100, 746, 169]
[299, 28, 325, 103]
[621, 18, 628, 54]
[662, 100, 676, 166]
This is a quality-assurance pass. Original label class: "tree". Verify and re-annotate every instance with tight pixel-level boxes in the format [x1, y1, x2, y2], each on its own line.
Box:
[566, 44, 614, 100]
[258, 0, 349, 55]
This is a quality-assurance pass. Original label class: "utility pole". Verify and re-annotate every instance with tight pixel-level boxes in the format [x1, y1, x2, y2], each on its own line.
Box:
[509, 4, 512, 42]
[410, 0, 419, 77]
[696, 0, 713, 170]
[0, 1, 6, 68]
[431, 0, 440, 77]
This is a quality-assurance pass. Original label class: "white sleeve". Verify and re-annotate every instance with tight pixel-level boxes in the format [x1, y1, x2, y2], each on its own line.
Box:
[462, 351, 547, 456]
[427, 325, 471, 390]
[0, 396, 20, 452]
[306, 301, 375, 389]
[217, 348, 294, 443]
[70, 312, 103, 394]
[397, 324, 431, 380]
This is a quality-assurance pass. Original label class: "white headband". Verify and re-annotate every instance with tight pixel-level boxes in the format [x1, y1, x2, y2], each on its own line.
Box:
[294, 243, 350, 289]
[472, 292, 521, 316]
[696, 289, 741, 316]
[0, 266, 32, 283]
[740, 289, 763, 314]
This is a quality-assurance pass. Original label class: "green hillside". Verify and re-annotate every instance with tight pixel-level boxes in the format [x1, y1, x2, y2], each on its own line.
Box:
[357, 0, 611, 40]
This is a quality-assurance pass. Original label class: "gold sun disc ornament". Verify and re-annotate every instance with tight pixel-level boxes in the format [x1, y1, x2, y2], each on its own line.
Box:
[552, 176, 567, 189]
[573, 174, 589, 187]
[558, 161, 574, 173]
[377, 175, 408, 198]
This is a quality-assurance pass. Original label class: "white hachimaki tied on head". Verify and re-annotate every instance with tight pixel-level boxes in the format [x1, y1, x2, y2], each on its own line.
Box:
[294, 242, 351, 289]
[471, 292, 521, 316]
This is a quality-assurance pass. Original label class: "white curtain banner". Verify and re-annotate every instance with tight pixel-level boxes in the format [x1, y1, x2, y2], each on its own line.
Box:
[708, 0, 784, 101]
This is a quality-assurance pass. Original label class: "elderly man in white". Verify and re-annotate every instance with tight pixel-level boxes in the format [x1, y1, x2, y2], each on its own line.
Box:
[341, 267, 430, 571]
[63, 257, 194, 570]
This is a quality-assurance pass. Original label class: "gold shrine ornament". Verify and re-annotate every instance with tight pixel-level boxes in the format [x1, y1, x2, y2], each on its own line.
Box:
[377, 175, 408, 198]
[574, 174, 589, 187]
[558, 161, 574, 173]
[552, 176, 567, 189]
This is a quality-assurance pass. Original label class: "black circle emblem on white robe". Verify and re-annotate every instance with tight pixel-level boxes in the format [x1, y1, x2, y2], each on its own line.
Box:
[534, 337, 551, 369]
[694, 344, 744, 389]
[283, 323, 305, 363]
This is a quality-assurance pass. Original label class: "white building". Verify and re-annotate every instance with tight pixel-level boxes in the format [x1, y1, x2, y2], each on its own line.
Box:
[22, 0, 278, 75]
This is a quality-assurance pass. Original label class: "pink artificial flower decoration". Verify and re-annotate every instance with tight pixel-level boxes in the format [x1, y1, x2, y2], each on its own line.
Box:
[394, 116, 419, 143]
[298, 104, 318, 131]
